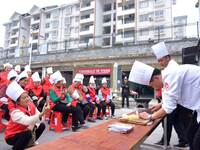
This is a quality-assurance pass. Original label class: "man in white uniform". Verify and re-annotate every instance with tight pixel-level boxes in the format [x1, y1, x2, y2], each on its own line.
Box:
[129, 61, 200, 150]
[151, 42, 192, 148]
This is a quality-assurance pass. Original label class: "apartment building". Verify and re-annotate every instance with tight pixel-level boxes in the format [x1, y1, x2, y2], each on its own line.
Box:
[3, 0, 198, 57]
[4, 2, 80, 57]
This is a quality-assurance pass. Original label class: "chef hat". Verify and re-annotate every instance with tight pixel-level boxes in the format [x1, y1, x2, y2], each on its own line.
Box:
[151, 42, 169, 60]
[6, 81, 25, 102]
[14, 65, 21, 73]
[62, 77, 66, 84]
[16, 71, 28, 82]
[24, 65, 31, 72]
[7, 69, 18, 81]
[89, 76, 95, 84]
[50, 71, 63, 84]
[47, 67, 53, 74]
[32, 72, 41, 82]
[101, 77, 107, 84]
[128, 61, 154, 86]
[74, 73, 84, 83]
[3, 63, 13, 69]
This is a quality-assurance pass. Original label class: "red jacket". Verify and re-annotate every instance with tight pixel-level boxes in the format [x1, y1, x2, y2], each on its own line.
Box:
[99, 87, 110, 101]
[42, 76, 52, 96]
[87, 86, 96, 102]
[30, 85, 43, 99]
[25, 77, 33, 91]
[5, 102, 36, 140]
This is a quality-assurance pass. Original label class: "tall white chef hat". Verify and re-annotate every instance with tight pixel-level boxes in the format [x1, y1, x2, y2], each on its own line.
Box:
[62, 77, 66, 84]
[3, 63, 13, 69]
[47, 67, 53, 74]
[50, 71, 63, 84]
[101, 77, 107, 84]
[7, 69, 18, 81]
[128, 61, 154, 86]
[151, 42, 169, 60]
[24, 65, 31, 72]
[73, 73, 84, 83]
[89, 76, 95, 84]
[6, 81, 25, 102]
[14, 65, 21, 73]
[16, 71, 28, 82]
[32, 72, 41, 82]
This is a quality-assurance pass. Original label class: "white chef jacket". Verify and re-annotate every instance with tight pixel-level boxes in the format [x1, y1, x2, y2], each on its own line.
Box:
[162, 63, 200, 122]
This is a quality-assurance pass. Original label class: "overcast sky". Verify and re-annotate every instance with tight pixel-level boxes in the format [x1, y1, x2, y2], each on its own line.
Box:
[0, 0, 198, 47]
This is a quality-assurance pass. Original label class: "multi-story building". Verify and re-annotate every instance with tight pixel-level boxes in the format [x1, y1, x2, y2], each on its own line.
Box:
[3, 0, 198, 56]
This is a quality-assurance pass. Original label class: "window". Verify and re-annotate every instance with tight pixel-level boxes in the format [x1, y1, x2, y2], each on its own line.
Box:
[123, 2, 134, 10]
[81, 14, 90, 20]
[103, 26, 111, 34]
[31, 24, 39, 30]
[172, 0, 176, 5]
[80, 25, 90, 31]
[32, 34, 38, 40]
[103, 15, 111, 23]
[155, 0, 163, 4]
[46, 13, 51, 19]
[139, 13, 153, 22]
[75, 27, 79, 33]
[64, 28, 70, 35]
[64, 17, 71, 25]
[124, 14, 135, 24]
[103, 3, 112, 12]
[155, 10, 164, 18]
[51, 21, 59, 29]
[124, 30, 134, 38]
[64, 6, 72, 15]
[33, 15, 40, 21]
[174, 16, 187, 25]
[51, 30, 58, 37]
[12, 21, 18, 27]
[139, 1, 149, 9]
[103, 38, 110, 46]
[45, 33, 49, 39]
[140, 28, 149, 36]
[50, 42, 57, 49]
[51, 10, 59, 18]
[75, 16, 79, 22]
[154, 26, 164, 34]
[114, 2, 116, 10]
[45, 23, 50, 28]
[32, 43, 38, 50]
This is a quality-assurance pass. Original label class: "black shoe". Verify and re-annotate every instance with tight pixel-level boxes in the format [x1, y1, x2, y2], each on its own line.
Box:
[154, 140, 164, 146]
[97, 116, 103, 120]
[174, 143, 189, 148]
[87, 118, 96, 123]
[72, 126, 81, 132]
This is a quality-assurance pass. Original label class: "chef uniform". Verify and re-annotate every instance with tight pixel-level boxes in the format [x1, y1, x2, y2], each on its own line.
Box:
[129, 61, 200, 150]
[42, 67, 53, 96]
[152, 42, 192, 147]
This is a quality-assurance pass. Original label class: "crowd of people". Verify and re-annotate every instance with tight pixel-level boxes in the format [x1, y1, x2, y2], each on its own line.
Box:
[0, 64, 116, 150]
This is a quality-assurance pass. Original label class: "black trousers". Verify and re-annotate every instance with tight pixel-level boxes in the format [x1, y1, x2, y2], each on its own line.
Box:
[160, 105, 192, 144]
[0, 104, 10, 121]
[100, 100, 115, 116]
[76, 103, 90, 124]
[122, 94, 129, 107]
[6, 123, 45, 150]
[88, 102, 95, 117]
[52, 103, 70, 123]
[187, 111, 200, 150]
[96, 102, 102, 117]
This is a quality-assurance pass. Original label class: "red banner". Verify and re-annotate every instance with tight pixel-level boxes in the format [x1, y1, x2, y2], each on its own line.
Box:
[76, 68, 112, 75]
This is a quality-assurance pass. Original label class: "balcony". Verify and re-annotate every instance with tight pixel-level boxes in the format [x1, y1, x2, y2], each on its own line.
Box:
[10, 32, 19, 38]
[80, 1, 95, 12]
[117, 6, 135, 16]
[80, 26, 94, 36]
[80, 13, 94, 24]
[117, 20, 135, 30]
[79, 38, 93, 48]
[116, 34, 134, 43]
[31, 17, 40, 24]
[9, 41, 18, 47]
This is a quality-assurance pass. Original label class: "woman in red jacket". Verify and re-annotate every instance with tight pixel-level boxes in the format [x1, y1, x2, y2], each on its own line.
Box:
[5, 81, 49, 150]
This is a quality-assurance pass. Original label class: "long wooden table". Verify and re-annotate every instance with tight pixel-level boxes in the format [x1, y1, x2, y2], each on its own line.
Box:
[29, 118, 161, 150]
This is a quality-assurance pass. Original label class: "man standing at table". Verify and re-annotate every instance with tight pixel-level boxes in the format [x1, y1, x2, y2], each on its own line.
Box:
[129, 61, 200, 150]
[151, 42, 192, 148]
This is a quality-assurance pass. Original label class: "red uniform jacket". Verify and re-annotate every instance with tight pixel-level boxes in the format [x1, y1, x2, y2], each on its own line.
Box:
[99, 87, 110, 101]
[29, 85, 43, 99]
[42, 76, 52, 96]
[87, 86, 96, 102]
[5, 102, 36, 140]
